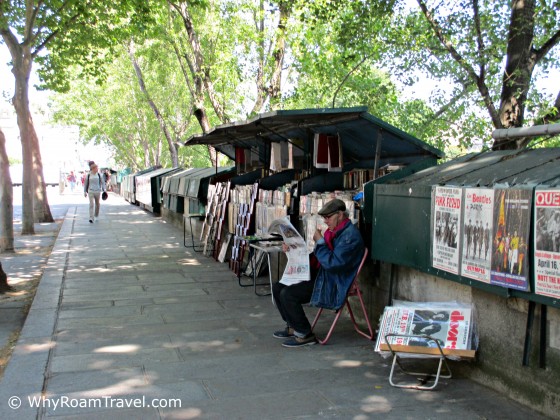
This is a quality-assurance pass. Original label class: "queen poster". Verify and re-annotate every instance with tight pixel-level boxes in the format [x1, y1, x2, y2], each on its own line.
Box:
[490, 189, 532, 291]
[534, 189, 560, 298]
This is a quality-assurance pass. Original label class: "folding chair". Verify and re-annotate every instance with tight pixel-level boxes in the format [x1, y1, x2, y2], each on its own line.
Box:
[310, 248, 374, 345]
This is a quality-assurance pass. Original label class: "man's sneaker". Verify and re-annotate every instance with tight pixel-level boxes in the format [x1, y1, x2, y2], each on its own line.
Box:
[281, 333, 317, 348]
[273, 327, 294, 339]
[89, 219, 93, 223]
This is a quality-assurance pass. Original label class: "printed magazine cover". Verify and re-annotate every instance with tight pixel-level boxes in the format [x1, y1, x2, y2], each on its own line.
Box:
[375, 304, 473, 352]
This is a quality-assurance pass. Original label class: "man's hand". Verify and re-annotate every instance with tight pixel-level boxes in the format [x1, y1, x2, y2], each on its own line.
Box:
[282, 243, 289, 253]
[313, 228, 323, 242]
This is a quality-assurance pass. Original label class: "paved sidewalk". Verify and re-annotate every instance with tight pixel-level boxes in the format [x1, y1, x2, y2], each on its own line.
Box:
[0, 195, 548, 419]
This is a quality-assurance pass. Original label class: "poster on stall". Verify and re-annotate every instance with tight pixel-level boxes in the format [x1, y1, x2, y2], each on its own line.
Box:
[490, 189, 532, 291]
[460, 188, 493, 283]
[432, 186, 463, 275]
[534, 189, 560, 299]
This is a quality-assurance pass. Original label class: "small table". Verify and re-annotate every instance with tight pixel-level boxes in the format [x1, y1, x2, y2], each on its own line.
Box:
[183, 214, 204, 252]
[249, 241, 283, 300]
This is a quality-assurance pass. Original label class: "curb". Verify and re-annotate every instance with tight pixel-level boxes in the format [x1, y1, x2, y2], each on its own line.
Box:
[0, 208, 75, 418]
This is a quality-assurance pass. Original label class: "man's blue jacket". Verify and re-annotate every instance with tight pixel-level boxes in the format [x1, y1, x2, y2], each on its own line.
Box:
[310, 221, 365, 310]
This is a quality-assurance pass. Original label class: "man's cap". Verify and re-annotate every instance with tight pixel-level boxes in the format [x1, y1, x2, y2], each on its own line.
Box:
[318, 198, 346, 216]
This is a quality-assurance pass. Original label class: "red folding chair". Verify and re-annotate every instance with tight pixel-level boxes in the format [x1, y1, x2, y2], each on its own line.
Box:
[311, 248, 374, 345]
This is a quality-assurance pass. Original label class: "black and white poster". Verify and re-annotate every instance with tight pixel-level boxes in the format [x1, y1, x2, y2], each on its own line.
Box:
[432, 186, 462, 275]
[534, 189, 560, 299]
[461, 188, 493, 283]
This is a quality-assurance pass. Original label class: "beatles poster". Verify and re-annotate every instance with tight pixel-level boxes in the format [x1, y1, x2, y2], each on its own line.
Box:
[534, 189, 560, 298]
[490, 189, 532, 291]
[461, 188, 493, 283]
[432, 186, 462, 275]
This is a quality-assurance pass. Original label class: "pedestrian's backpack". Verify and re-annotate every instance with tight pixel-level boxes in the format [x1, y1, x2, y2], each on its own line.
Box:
[85, 173, 102, 193]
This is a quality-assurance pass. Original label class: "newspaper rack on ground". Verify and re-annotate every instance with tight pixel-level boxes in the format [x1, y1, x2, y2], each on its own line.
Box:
[268, 218, 311, 286]
[375, 301, 477, 390]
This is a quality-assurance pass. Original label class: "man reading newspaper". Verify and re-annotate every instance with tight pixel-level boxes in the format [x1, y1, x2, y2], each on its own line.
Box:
[271, 199, 365, 348]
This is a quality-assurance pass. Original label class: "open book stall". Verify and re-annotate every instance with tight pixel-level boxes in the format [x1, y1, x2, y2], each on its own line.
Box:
[161, 167, 235, 216]
[183, 107, 444, 280]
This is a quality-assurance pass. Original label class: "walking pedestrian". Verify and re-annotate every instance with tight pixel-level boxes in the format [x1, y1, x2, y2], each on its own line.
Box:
[84, 163, 106, 223]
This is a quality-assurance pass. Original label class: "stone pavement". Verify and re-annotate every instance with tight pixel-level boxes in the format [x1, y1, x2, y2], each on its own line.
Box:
[0, 195, 549, 419]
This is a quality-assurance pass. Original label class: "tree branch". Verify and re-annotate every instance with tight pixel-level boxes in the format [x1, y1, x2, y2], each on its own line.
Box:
[0, 27, 22, 60]
[417, 0, 501, 128]
[32, 11, 82, 57]
[533, 28, 560, 63]
[540, 90, 560, 125]
[472, 0, 486, 79]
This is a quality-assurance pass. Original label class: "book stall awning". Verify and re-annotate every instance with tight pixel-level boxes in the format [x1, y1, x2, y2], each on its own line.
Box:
[183, 107, 443, 169]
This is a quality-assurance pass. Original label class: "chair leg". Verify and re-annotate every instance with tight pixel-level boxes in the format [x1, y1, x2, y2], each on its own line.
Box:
[311, 307, 323, 331]
[347, 290, 375, 340]
[316, 309, 344, 345]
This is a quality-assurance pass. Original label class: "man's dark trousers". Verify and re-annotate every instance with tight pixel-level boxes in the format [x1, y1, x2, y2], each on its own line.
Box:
[272, 278, 317, 336]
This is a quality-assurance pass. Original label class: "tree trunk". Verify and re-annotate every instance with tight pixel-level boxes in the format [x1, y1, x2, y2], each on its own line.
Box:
[31, 127, 54, 222]
[494, 0, 536, 150]
[0, 263, 13, 294]
[0, 128, 14, 252]
[268, 1, 289, 111]
[170, 36, 217, 167]
[128, 45, 179, 167]
[12, 65, 35, 235]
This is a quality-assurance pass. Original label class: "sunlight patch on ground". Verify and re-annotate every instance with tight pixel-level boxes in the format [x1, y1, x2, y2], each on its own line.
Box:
[333, 359, 362, 368]
[164, 408, 202, 419]
[56, 378, 149, 399]
[178, 340, 242, 352]
[21, 341, 56, 353]
[177, 259, 201, 266]
[94, 344, 141, 354]
[360, 395, 392, 413]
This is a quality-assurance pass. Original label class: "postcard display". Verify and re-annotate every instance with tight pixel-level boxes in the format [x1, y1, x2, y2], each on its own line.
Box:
[200, 181, 231, 257]
[300, 192, 357, 253]
[431, 186, 532, 292]
[228, 183, 259, 275]
[255, 185, 292, 235]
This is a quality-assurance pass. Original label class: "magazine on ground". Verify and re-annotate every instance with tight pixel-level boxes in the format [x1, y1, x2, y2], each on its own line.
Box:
[375, 302, 474, 353]
[268, 217, 311, 286]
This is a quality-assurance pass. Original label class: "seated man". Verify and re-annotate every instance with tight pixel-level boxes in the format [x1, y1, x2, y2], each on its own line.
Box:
[272, 199, 365, 348]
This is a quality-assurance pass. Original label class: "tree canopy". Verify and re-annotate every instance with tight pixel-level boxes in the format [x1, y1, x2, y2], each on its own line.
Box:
[47, 0, 560, 166]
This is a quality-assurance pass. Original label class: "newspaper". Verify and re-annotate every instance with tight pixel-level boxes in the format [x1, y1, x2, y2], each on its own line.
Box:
[268, 217, 311, 286]
[375, 303, 473, 352]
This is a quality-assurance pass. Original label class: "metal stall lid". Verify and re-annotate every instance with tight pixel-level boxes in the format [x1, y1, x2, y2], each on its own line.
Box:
[184, 107, 443, 194]
[135, 167, 182, 213]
